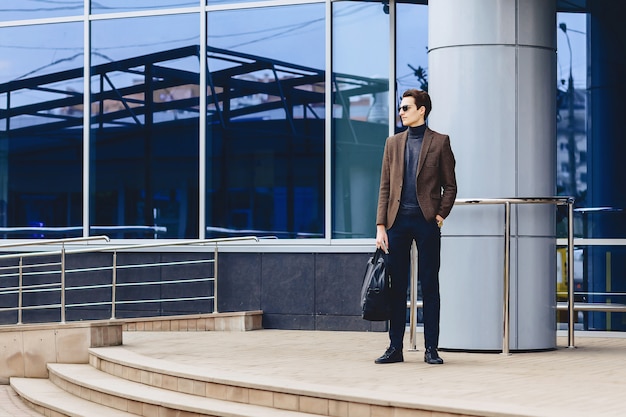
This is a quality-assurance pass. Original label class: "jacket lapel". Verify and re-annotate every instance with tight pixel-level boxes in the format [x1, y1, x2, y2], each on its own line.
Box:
[397, 129, 408, 167]
[417, 127, 433, 176]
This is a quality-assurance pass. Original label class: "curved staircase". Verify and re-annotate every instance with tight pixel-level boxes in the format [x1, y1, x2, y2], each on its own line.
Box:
[11, 337, 336, 417]
[8, 312, 341, 417]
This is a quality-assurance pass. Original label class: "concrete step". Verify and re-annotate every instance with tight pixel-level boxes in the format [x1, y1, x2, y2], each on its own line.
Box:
[88, 345, 352, 416]
[46, 363, 326, 417]
[10, 378, 136, 417]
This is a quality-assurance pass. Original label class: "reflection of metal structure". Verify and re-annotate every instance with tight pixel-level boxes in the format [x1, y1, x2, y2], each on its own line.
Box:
[1, 45, 386, 134]
[0, 45, 387, 239]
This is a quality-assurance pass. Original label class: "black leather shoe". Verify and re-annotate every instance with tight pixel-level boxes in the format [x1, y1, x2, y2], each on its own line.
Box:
[375, 346, 404, 364]
[424, 347, 444, 364]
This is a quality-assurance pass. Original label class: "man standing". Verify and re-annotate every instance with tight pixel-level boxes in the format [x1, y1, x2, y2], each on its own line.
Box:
[375, 89, 457, 365]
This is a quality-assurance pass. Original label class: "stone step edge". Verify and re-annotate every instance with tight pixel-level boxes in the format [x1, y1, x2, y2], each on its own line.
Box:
[10, 378, 136, 417]
[87, 346, 475, 417]
[47, 363, 327, 417]
[120, 310, 263, 332]
[89, 346, 379, 406]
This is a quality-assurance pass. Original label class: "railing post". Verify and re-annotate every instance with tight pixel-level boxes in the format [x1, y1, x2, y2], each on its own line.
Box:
[17, 257, 23, 325]
[60, 244, 66, 324]
[111, 251, 117, 320]
[567, 199, 576, 348]
[502, 201, 511, 355]
[213, 244, 218, 313]
[409, 241, 418, 351]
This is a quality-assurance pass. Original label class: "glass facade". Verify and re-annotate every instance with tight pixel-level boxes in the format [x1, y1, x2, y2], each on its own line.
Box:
[0, 1, 424, 241]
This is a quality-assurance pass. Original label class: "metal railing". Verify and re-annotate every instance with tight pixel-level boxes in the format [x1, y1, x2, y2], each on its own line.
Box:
[0, 236, 258, 325]
[408, 197, 575, 355]
[555, 238, 626, 341]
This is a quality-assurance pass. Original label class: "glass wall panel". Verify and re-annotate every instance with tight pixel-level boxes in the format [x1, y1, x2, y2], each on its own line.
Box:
[332, 1, 389, 239]
[396, 2, 428, 123]
[0, 0, 82, 22]
[91, 14, 200, 238]
[555, 14, 589, 316]
[555, 9, 626, 332]
[0, 23, 83, 238]
[556, 12, 588, 232]
[91, 1, 197, 14]
[206, 4, 325, 238]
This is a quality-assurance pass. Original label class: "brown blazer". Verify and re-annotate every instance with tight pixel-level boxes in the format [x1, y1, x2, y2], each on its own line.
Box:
[376, 127, 457, 229]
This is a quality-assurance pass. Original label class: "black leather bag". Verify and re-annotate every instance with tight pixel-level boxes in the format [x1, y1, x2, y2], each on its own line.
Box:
[360, 248, 391, 321]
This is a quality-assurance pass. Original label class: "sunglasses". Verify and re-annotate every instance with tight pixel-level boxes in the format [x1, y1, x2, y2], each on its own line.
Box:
[398, 104, 422, 113]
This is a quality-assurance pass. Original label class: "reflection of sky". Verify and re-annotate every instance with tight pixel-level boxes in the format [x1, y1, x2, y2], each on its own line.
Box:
[396, 4, 428, 95]
[333, 2, 389, 78]
[0, 8, 587, 96]
[0, 0, 206, 20]
[0, 22, 84, 109]
[91, 14, 199, 66]
[91, 0, 196, 13]
[0, 23, 83, 83]
[208, 4, 324, 70]
[0, 0, 394, 21]
[0, 0, 82, 21]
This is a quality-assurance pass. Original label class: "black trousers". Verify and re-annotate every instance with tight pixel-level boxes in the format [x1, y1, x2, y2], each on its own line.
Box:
[386, 208, 441, 350]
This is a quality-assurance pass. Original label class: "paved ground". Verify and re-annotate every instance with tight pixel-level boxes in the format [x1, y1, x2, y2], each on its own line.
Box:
[120, 329, 626, 417]
[2, 329, 626, 416]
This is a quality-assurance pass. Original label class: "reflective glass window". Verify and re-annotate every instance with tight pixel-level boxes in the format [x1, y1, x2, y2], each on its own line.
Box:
[91, 14, 200, 238]
[205, 4, 325, 239]
[91, 1, 197, 14]
[556, 12, 588, 229]
[332, 1, 389, 239]
[0, 0, 82, 22]
[555, 9, 626, 332]
[396, 3, 428, 112]
[0, 23, 84, 238]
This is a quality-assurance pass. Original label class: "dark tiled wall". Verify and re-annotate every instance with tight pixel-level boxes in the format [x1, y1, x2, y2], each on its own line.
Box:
[219, 252, 387, 332]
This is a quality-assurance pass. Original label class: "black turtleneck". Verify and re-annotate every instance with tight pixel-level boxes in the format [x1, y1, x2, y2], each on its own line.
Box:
[400, 124, 427, 212]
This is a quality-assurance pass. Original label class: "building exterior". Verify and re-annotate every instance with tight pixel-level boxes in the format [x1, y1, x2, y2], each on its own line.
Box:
[1, 1, 625, 346]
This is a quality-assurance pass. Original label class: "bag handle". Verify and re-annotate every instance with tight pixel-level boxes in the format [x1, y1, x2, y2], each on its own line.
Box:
[372, 247, 388, 264]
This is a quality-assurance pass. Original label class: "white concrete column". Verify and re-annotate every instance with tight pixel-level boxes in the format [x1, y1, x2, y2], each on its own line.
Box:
[428, 0, 557, 350]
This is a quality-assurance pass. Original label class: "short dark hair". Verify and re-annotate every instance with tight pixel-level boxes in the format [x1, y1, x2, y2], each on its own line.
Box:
[402, 89, 432, 119]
